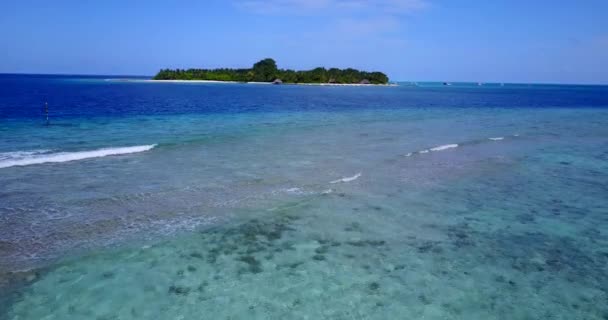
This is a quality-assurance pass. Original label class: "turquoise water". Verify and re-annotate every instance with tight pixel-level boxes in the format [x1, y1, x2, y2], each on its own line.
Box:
[1, 76, 608, 319]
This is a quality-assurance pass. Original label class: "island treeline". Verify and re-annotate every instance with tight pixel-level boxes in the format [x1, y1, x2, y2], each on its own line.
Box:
[153, 59, 389, 84]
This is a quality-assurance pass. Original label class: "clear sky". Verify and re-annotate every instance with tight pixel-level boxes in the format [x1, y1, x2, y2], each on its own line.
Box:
[1, 0, 607, 84]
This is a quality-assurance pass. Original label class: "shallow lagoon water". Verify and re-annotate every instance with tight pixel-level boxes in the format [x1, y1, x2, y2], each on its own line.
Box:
[1, 76, 608, 319]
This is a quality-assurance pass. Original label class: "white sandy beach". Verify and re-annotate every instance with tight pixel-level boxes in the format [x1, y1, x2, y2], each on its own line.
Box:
[106, 79, 398, 87]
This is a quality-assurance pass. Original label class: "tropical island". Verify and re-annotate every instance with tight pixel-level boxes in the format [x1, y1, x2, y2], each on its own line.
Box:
[153, 58, 390, 85]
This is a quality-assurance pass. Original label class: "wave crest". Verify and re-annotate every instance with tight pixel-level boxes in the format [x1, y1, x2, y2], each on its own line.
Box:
[429, 144, 459, 151]
[330, 173, 362, 184]
[0, 145, 157, 169]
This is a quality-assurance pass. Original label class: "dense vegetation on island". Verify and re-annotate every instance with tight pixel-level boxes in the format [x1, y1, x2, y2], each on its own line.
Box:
[153, 59, 389, 84]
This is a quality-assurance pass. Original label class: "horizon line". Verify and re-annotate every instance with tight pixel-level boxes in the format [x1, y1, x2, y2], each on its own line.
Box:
[1, 72, 607, 87]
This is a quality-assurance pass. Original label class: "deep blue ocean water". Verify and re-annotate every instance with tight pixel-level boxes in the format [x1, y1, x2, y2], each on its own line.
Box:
[2, 74, 608, 120]
[1, 74, 608, 319]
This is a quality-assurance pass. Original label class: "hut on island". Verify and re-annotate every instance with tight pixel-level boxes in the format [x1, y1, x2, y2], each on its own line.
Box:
[359, 79, 371, 85]
[272, 79, 283, 85]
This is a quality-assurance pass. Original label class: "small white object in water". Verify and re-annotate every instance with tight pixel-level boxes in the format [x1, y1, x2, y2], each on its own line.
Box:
[330, 173, 362, 184]
[404, 152, 413, 157]
[321, 189, 333, 194]
[488, 137, 504, 141]
[285, 187, 301, 193]
[419, 149, 429, 154]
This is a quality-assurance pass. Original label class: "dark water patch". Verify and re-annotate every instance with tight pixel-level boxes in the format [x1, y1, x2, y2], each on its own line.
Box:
[315, 246, 329, 254]
[313, 240, 340, 258]
[280, 242, 296, 251]
[196, 281, 208, 292]
[416, 174, 608, 317]
[368, 282, 380, 291]
[195, 212, 301, 269]
[453, 225, 608, 295]
[393, 264, 406, 271]
[168, 285, 191, 296]
[446, 223, 476, 248]
[316, 239, 341, 247]
[237, 255, 263, 274]
[516, 213, 536, 224]
[418, 294, 432, 305]
[344, 222, 363, 232]
[0, 267, 52, 319]
[500, 232, 599, 275]
[276, 261, 304, 270]
[346, 240, 386, 247]
[0, 241, 17, 258]
[416, 240, 443, 254]
[312, 255, 326, 261]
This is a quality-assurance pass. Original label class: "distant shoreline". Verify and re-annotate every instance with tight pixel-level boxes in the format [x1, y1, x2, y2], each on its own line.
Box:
[107, 79, 399, 87]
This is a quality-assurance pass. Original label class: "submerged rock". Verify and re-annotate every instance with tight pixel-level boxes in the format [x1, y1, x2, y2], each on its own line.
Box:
[168, 285, 191, 296]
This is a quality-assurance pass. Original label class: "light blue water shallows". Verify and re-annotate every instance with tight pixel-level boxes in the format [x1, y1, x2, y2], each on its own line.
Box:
[1, 75, 608, 319]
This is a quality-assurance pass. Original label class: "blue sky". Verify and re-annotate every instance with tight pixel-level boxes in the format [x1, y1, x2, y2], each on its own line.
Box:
[1, 0, 607, 83]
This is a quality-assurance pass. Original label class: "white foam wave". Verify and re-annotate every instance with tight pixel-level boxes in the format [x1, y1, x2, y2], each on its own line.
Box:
[405, 144, 458, 157]
[0, 145, 156, 169]
[0, 149, 51, 161]
[488, 137, 504, 141]
[330, 173, 362, 184]
[430, 144, 459, 152]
